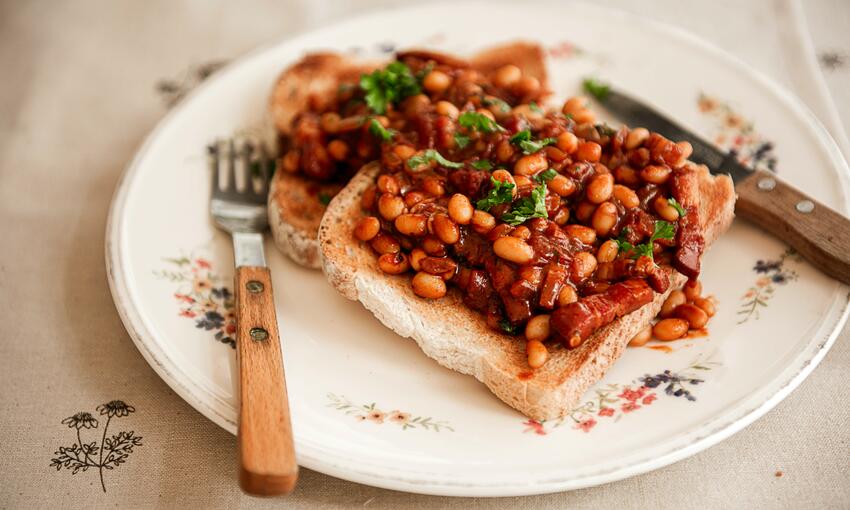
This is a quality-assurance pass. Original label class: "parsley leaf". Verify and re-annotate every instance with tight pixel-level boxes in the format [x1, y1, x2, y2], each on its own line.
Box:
[509, 129, 556, 154]
[407, 149, 463, 171]
[368, 118, 395, 142]
[616, 221, 675, 261]
[476, 177, 515, 211]
[536, 169, 557, 183]
[667, 197, 687, 217]
[454, 132, 471, 149]
[471, 160, 493, 171]
[498, 318, 521, 335]
[502, 183, 548, 225]
[458, 111, 506, 133]
[318, 192, 332, 206]
[582, 78, 610, 101]
[529, 101, 543, 114]
[482, 96, 511, 113]
[359, 62, 421, 114]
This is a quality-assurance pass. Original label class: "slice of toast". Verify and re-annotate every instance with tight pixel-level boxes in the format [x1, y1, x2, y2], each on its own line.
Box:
[318, 162, 735, 420]
[268, 43, 550, 268]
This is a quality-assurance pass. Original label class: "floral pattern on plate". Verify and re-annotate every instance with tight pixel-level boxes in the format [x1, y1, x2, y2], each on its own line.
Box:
[524, 359, 718, 435]
[738, 248, 801, 324]
[697, 93, 777, 172]
[154, 254, 236, 348]
[327, 393, 454, 432]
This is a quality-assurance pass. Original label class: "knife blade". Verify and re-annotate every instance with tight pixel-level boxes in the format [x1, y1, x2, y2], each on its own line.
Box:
[589, 86, 850, 285]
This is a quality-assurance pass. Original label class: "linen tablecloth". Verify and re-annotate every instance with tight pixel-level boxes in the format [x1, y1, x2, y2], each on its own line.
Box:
[2, 1, 849, 508]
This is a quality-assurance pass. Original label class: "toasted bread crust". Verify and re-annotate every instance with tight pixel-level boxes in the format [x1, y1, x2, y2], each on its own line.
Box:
[268, 43, 550, 268]
[319, 162, 735, 420]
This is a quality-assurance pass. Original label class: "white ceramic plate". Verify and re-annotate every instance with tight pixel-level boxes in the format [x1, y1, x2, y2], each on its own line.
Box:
[106, 1, 850, 496]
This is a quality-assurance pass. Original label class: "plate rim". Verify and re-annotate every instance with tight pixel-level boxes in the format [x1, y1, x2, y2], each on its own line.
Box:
[105, 0, 850, 496]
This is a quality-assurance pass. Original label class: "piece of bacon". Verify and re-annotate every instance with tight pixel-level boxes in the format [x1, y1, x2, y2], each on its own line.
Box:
[550, 278, 654, 345]
[670, 168, 705, 279]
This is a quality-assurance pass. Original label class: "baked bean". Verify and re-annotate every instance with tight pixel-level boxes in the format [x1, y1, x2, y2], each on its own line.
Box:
[282, 150, 299, 173]
[576, 141, 602, 162]
[597, 239, 619, 263]
[394, 213, 428, 236]
[673, 141, 693, 167]
[684, 279, 702, 301]
[674, 303, 708, 329]
[377, 174, 400, 194]
[514, 76, 540, 96]
[378, 252, 410, 275]
[423, 70, 451, 93]
[433, 214, 460, 244]
[558, 285, 578, 306]
[404, 191, 427, 208]
[494, 64, 522, 88]
[422, 177, 446, 196]
[556, 131, 579, 154]
[544, 146, 567, 162]
[512, 104, 544, 122]
[514, 175, 533, 187]
[491, 170, 517, 197]
[564, 225, 597, 245]
[653, 318, 689, 341]
[476, 108, 496, 121]
[694, 297, 716, 317]
[629, 325, 653, 347]
[572, 252, 598, 280]
[510, 225, 531, 240]
[393, 144, 416, 160]
[624, 127, 649, 150]
[361, 185, 377, 210]
[660, 290, 686, 318]
[640, 165, 672, 184]
[525, 315, 551, 343]
[412, 271, 447, 299]
[353, 216, 380, 241]
[548, 174, 576, 196]
[574, 201, 596, 223]
[421, 236, 447, 256]
[526, 339, 549, 369]
[586, 173, 614, 204]
[591, 202, 618, 236]
[421, 256, 457, 275]
[435, 100, 459, 119]
[493, 236, 534, 264]
[496, 140, 516, 162]
[613, 184, 640, 208]
[654, 195, 680, 222]
[471, 209, 496, 234]
[613, 165, 639, 186]
[572, 109, 596, 125]
[552, 207, 570, 225]
[370, 233, 400, 254]
[562, 96, 586, 116]
[448, 193, 473, 224]
[373, 115, 390, 128]
[320, 112, 341, 133]
[409, 248, 427, 271]
[514, 152, 548, 176]
[327, 139, 349, 161]
[377, 192, 405, 220]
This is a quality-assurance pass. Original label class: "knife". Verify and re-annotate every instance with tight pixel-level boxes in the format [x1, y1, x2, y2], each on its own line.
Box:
[591, 87, 850, 285]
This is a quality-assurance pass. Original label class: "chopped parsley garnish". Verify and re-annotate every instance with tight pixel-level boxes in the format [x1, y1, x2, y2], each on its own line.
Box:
[471, 159, 493, 171]
[615, 221, 676, 261]
[458, 111, 506, 133]
[509, 130, 556, 154]
[529, 101, 543, 114]
[407, 149, 464, 171]
[359, 62, 421, 114]
[597, 123, 617, 137]
[367, 118, 395, 142]
[482, 96, 511, 113]
[475, 176, 515, 211]
[536, 169, 557, 183]
[582, 78, 610, 101]
[318, 192, 332, 206]
[502, 183, 548, 226]
[454, 132, 471, 149]
[498, 318, 521, 335]
[667, 197, 687, 217]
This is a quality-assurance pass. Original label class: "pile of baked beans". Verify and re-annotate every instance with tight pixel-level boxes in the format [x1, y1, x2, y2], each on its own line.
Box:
[279, 53, 716, 369]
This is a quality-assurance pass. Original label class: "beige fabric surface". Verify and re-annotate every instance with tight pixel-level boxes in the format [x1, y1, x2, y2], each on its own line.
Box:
[1, 0, 849, 508]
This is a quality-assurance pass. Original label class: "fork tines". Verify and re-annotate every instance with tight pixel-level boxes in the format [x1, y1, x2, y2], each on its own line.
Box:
[208, 138, 273, 204]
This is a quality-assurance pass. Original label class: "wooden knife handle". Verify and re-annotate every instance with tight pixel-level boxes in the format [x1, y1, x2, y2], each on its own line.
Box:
[736, 168, 850, 285]
[235, 266, 298, 496]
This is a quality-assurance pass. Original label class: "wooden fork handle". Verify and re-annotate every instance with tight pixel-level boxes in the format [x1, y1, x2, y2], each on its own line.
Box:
[736, 169, 850, 285]
[235, 266, 298, 496]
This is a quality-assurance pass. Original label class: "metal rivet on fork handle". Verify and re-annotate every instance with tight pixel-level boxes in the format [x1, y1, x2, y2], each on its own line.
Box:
[246, 280, 264, 293]
[249, 327, 269, 342]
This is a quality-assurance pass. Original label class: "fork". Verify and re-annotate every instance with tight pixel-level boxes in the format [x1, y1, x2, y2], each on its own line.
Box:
[209, 139, 298, 496]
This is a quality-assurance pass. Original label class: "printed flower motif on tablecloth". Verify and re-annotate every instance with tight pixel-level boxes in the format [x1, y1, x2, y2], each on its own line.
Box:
[697, 93, 777, 173]
[156, 60, 227, 107]
[738, 248, 801, 324]
[326, 393, 454, 432]
[523, 359, 717, 435]
[154, 254, 236, 348]
[50, 400, 142, 493]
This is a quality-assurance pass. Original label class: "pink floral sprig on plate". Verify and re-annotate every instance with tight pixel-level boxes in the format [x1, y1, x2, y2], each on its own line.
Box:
[326, 393, 454, 432]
